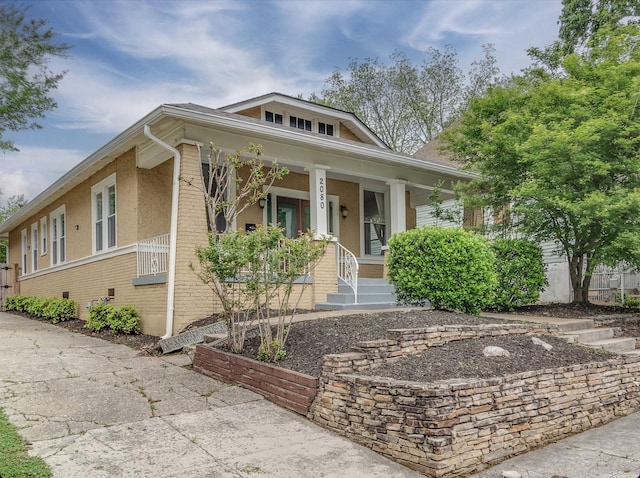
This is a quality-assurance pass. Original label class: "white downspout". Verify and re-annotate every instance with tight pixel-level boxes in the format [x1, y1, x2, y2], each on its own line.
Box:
[143, 125, 180, 339]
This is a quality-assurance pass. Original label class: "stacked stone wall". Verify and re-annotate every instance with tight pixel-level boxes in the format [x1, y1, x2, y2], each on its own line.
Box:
[310, 324, 640, 476]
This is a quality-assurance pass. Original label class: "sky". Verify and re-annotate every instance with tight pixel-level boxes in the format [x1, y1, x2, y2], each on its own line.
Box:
[1, 0, 563, 202]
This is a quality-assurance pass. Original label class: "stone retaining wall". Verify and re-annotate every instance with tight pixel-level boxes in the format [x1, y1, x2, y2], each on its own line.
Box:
[310, 324, 640, 477]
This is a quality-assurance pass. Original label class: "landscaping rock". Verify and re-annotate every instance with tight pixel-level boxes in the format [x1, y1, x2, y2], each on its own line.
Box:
[531, 336, 554, 350]
[483, 345, 511, 357]
[501, 471, 522, 478]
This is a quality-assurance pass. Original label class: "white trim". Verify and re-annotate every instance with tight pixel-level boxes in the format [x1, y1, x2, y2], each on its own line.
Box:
[20, 229, 27, 275]
[360, 185, 388, 259]
[40, 217, 47, 255]
[50, 205, 66, 266]
[30, 222, 38, 272]
[18, 244, 137, 281]
[91, 173, 117, 254]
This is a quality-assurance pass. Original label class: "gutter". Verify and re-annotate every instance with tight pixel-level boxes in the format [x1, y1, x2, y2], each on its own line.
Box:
[143, 125, 180, 339]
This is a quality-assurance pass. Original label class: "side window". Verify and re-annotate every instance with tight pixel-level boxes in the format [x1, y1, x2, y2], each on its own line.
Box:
[92, 174, 117, 253]
[40, 217, 47, 255]
[21, 229, 27, 275]
[31, 223, 38, 272]
[50, 206, 66, 265]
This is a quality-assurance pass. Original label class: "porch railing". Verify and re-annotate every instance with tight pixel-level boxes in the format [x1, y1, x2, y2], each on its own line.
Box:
[336, 242, 359, 303]
[137, 233, 170, 277]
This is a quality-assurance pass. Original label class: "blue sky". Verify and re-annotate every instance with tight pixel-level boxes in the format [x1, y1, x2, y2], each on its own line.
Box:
[1, 0, 562, 201]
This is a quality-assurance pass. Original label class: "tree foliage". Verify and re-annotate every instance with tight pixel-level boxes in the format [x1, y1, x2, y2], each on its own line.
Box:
[442, 25, 640, 303]
[311, 45, 502, 153]
[0, 1, 69, 151]
[0, 191, 27, 262]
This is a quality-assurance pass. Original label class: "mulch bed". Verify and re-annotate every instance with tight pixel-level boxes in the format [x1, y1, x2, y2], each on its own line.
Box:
[8, 303, 639, 380]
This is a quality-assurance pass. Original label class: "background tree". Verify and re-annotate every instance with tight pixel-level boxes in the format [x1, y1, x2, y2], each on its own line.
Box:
[441, 25, 640, 303]
[0, 1, 69, 151]
[311, 45, 502, 154]
[0, 192, 26, 262]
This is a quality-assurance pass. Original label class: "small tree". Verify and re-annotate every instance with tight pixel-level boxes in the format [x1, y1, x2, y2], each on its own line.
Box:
[189, 143, 327, 359]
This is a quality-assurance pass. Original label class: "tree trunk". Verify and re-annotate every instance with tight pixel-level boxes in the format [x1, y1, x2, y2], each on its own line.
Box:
[568, 253, 593, 304]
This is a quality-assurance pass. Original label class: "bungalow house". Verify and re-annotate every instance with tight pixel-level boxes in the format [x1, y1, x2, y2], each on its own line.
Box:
[0, 93, 473, 336]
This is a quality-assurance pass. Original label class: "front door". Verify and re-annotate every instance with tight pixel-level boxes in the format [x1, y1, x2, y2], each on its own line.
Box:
[277, 197, 310, 238]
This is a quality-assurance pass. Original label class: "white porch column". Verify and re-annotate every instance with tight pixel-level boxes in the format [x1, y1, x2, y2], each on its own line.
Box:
[387, 179, 407, 236]
[306, 165, 331, 238]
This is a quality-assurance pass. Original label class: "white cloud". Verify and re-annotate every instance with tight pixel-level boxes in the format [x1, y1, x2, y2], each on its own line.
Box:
[0, 146, 86, 200]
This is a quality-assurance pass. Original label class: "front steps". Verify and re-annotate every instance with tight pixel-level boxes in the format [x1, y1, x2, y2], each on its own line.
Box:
[560, 322, 638, 354]
[315, 278, 406, 311]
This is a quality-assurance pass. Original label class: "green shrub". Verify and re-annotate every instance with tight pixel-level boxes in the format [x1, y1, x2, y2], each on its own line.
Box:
[387, 226, 497, 314]
[491, 238, 548, 311]
[86, 303, 141, 335]
[42, 298, 78, 323]
[4, 295, 77, 322]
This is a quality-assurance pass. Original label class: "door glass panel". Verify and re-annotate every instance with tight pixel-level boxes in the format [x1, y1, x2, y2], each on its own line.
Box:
[278, 202, 297, 238]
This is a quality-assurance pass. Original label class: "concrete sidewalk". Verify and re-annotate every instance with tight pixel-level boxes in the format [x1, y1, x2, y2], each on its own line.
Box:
[0, 312, 420, 478]
[2, 311, 639, 478]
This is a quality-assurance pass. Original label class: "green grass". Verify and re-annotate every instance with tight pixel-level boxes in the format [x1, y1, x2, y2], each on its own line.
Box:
[0, 408, 51, 478]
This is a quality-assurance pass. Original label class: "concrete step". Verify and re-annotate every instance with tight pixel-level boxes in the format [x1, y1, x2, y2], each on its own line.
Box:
[338, 283, 394, 294]
[314, 301, 401, 311]
[555, 319, 595, 332]
[325, 292, 396, 305]
[563, 327, 614, 343]
[583, 337, 637, 354]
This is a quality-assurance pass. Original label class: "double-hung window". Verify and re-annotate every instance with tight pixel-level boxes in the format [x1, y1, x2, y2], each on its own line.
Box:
[363, 189, 387, 256]
[40, 217, 47, 255]
[92, 174, 117, 253]
[21, 229, 27, 274]
[50, 206, 66, 265]
[31, 223, 38, 272]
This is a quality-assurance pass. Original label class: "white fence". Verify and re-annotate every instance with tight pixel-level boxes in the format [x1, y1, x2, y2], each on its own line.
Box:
[137, 234, 170, 277]
[589, 263, 640, 304]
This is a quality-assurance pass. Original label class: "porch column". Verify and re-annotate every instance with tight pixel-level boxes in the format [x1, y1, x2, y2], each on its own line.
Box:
[306, 165, 331, 238]
[387, 179, 407, 236]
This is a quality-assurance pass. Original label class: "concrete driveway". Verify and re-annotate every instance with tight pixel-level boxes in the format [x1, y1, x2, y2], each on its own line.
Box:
[0, 312, 421, 478]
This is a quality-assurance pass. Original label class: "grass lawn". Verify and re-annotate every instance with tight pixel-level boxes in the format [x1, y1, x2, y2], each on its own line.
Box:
[0, 408, 51, 478]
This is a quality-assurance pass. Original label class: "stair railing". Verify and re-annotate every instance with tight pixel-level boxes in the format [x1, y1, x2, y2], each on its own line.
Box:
[336, 242, 359, 304]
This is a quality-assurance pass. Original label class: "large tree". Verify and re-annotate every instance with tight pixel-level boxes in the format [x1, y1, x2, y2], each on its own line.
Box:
[441, 25, 640, 303]
[0, 1, 69, 151]
[311, 45, 502, 154]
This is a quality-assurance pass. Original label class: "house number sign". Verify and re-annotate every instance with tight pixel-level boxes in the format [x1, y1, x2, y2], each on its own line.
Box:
[318, 176, 325, 210]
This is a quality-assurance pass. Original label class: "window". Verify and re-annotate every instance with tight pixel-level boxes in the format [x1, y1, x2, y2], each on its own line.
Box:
[92, 174, 117, 253]
[31, 223, 38, 272]
[290, 115, 312, 131]
[363, 189, 386, 255]
[318, 122, 334, 136]
[40, 217, 47, 255]
[21, 229, 27, 275]
[50, 206, 66, 265]
[265, 111, 283, 124]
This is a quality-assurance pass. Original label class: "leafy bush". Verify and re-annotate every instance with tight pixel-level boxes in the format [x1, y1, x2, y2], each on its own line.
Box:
[86, 303, 141, 335]
[491, 238, 548, 311]
[4, 295, 77, 322]
[387, 226, 497, 314]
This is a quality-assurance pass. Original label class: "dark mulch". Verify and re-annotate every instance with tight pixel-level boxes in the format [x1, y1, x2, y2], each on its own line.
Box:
[240, 308, 618, 378]
[9, 302, 639, 379]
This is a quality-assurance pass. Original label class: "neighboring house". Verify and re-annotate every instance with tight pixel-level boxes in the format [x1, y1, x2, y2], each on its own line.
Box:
[0, 93, 472, 336]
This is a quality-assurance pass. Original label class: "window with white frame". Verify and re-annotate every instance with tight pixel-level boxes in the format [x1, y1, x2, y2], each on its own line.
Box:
[31, 223, 38, 272]
[363, 189, 387, 256]
[21, 229, 27, 274]
[40, 217, 47, 255]
[50, 206, 66, 265]
[265, 110, 283, 124]
[92, 174, 117, 253]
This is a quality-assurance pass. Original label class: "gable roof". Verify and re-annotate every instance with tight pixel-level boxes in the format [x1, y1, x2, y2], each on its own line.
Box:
[413, 137, 461, 169]
[220, 92, 390, 149]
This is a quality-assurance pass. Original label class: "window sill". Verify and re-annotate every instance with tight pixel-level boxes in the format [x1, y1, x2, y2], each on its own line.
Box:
[132, 274, 167, 286]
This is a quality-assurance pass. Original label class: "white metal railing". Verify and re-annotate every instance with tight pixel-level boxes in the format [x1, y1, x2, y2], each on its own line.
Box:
[137, 233, 170, 277]
[336, 242, 359, 303]
[237, 240, 311, 278]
